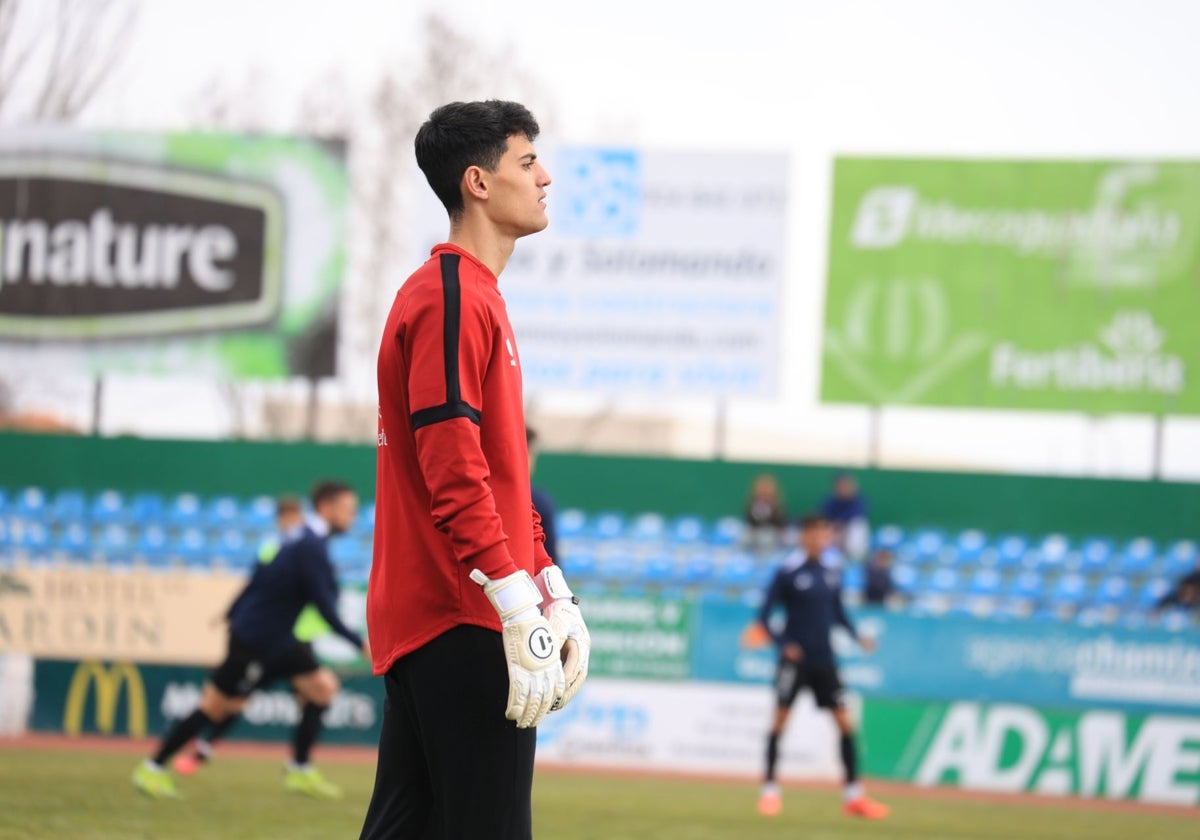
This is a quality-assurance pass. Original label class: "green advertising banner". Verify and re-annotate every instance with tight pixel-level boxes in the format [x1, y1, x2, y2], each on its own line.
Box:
[0, 129, 348, 379]
[581, 590, 692, 680]
[862, 699, 1200, 806]
[822, 158, 1200, 414]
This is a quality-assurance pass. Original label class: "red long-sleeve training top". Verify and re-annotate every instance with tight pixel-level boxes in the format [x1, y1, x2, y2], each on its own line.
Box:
[367, 243, 553, 675]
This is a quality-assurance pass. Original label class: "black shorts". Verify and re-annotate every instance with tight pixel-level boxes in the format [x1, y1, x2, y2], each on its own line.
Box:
[774, 659, 845, 710]
[209, 633, 320, 698]
[358, 624, 536, 840]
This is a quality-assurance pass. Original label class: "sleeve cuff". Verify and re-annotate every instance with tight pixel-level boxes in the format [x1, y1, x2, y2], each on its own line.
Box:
[470, 543, 519, 578]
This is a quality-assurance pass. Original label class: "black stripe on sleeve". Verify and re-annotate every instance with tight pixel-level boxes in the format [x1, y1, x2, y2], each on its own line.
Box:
[411, 252, 484, 432]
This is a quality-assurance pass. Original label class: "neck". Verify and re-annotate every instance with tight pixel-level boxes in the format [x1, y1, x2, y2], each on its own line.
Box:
[448, 216, 517, 278]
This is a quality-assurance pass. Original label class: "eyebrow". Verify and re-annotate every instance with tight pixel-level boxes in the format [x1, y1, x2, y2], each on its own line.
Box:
[519, 153, 537, 163]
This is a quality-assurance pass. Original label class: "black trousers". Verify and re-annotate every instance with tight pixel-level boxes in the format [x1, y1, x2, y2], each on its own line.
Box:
[359, 624, 537, 840]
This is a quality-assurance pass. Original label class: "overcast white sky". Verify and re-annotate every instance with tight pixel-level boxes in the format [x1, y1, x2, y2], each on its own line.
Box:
[30, 0, 1200, 477]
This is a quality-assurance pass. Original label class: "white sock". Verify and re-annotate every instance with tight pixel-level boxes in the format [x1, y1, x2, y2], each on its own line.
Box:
[761, 782, 780, 796]
[844, 782, 864, 802]
[287, 761, 310, 772]
[143, 759, 163, 772]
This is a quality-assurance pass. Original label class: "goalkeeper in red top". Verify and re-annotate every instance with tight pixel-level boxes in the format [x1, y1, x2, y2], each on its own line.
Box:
[358, 100, 590, 840]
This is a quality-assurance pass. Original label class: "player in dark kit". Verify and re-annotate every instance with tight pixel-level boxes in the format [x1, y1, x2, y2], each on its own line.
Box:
[358, 101, 591, 840]
[132, 481, 370, 800]
[753, 514, 889, 820]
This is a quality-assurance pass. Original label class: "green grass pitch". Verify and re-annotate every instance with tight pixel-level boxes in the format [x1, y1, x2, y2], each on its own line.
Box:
[0, 745, 1193, 840]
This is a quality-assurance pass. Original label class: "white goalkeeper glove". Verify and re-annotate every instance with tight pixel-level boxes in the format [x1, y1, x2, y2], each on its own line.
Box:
[470, 568, 565, 728]
[535, 565, 590, 712]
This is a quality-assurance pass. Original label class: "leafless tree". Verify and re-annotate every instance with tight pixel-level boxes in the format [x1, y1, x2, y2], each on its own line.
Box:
[0, 0, 138, 122]
[0, 0, 138, 434]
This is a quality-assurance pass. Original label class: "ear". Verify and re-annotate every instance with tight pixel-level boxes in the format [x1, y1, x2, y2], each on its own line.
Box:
[462, 165, 489, 203]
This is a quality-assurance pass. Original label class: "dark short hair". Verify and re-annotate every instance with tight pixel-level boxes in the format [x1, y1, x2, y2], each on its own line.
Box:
[276, 495, 303, 517]
[415, 100, 540, 218]
[798, 513, 829, 531]
[310, 480, 354, 509]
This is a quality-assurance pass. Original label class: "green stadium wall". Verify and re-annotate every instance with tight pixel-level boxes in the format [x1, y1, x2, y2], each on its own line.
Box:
[1, 432, 1196, 542]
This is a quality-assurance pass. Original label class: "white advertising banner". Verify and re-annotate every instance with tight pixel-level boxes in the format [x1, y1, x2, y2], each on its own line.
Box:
[535, 677, 845, 780]
[413, 147, 787, 397]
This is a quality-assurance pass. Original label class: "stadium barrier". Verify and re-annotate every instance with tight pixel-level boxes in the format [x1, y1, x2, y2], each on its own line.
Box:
[19, 589, 1200, 804]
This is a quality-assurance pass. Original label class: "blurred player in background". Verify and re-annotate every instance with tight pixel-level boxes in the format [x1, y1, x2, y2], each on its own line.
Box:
[752, 513, 888, 820]
[359, 100, 590, 840]
[173, 495, 335, 774]
[133, 481, 370, 800]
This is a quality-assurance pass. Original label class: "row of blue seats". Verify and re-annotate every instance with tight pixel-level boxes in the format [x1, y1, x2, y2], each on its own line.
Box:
[0, 486, 378, 534]
[559, 510, 1197, 578]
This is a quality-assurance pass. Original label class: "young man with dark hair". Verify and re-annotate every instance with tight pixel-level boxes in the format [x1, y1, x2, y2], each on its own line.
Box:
[359, 100, 591, 840]
[754, 514, 888, 820]
[133, 481, 369, 800]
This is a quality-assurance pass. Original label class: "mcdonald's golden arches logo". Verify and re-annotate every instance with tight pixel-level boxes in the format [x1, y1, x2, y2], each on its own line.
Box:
[63, 661, 147, 738]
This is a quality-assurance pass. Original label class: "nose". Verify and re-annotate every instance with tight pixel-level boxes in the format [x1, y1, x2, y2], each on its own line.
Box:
[537, 163, 551, 187]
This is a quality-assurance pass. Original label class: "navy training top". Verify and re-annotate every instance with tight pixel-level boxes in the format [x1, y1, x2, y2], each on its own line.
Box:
[228, 522, 363, 655]
[759, 552, 858, 667]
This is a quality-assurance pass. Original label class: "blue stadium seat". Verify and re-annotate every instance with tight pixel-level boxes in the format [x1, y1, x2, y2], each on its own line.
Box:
[215, 528, 249, 556]
[1136, 577, 1172, 610]
[129, 493, 165, 524]
[98, 523, 134, 559]
[557, 508, 587, 539]
[55, 522, 90, 556]
[1094, 576, 1131, 607]
[1164, 540, 1197, 577]
[171, 526, 209, 567]
[890, 563, 920, 591]
[680, 552, 715, 585]
[1009, 570, 1044, 600]
[329, 537, 365, 569]
[137, 524, 170, 554]
[167, 493, 204, 527]
[589, 512, 626, 541]
[1053, 573, 1089, 606]
[1078, 538, 1113, 573]
[874, 524, 904, 552]
[994, 535, 1028, 570]
[928, 567, 961, 594]
[563, 549, 597, 579]
[670, 515, 706, 545]
[628, 512, 667, 542]
[1118, 537, 1157, 575]
[90, 489, 125, 523]
[967, 568, 1002, 596]
[206, 495, 242, 529]
[596, 551, 635, 580]
[710, 516, 746, 547]
[243, 495, 277, 527]
[14, 487, 47, 518]
[640, 552, 676, 584]
[715, 553, 758, 588]
[911, 529, 947, 563]
[0, 487, 7, 513]
[955, 530, 987, 563]
[362, 500, 377, 529]
[1037, 533, 1071, 569]
[50, 489, 88, 523]
[840, 563, 865, 594]
[15, 521, 51, 552]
